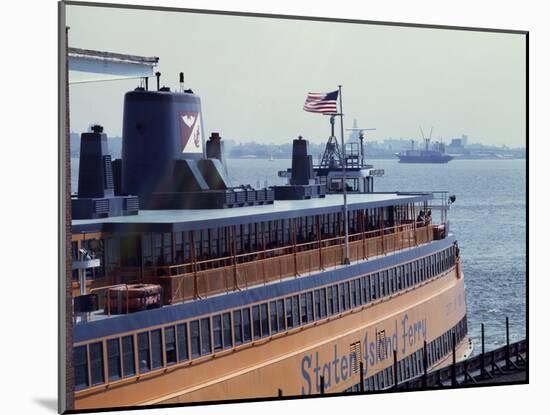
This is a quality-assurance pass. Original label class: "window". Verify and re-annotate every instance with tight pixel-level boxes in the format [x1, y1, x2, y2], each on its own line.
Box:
[89, 342, 104, 385]
[422, 258, 427, 280]
[339, 283, 346, 310]
[243, 308, 252, 342]
[374, 274, 380, 299]
[213, 315, 223, 352]
[277, 299, 285, 332]
[370, 275, 377, 300]
[151, 329, 164, 369]
[327, 286, 334, 315]
[301, 293, 308, 324]
[223, 313, 232, 349]
[200, 318, 211, 355]
[165, 327, 177, 365]
[387, 366, 394, 387]
[190, 320, 200, 358]
[292, 295, 300, 326]
[351, 281, 357, 307]
[233, 310, 243, 345]
[365, 276, 371, 302]
[395, 267, 401, 290]
[138, 332, 151, 373]
[177, 323, 188, 362]
[360, 277, 367, 304]
[306, 292, 314, 322]
[332, 285, 339, 313]
[320, 288, 327, 318]
[344, 282, 351, 309]
[74, 346, 88, 390]
[107, 338, 121, 381]
[252, 305, 261, 340]
[260, 303, 269, 337]
[286, 298, 294, 329]
[388, 269, 394, 294]
[379, 272, 385, 297]
[122, 335, 136, 377]
[270, 301, 278, 334]
[314, 290, 321, 320]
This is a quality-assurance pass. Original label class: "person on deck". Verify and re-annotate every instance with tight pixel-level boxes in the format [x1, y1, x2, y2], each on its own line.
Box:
[416, 210, 425, 226]
[425, 210, 432, 225]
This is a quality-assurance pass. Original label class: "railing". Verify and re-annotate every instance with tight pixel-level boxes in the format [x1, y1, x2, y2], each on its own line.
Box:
[130, 223, 440, 305]
[395, 318, 526, 390]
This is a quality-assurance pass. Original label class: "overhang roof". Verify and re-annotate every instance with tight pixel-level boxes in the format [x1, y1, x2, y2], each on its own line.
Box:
[68, 47, 159, 84]
[72, 192, 433, 234]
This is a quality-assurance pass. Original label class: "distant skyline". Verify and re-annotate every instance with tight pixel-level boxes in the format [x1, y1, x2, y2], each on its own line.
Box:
[67, 5, 526, 147]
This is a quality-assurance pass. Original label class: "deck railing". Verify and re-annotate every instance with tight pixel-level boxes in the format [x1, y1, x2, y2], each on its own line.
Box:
[124, 223, 440, 304]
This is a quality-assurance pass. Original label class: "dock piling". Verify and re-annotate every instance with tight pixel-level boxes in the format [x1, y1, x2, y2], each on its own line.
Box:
[423, 340, 428, 387]
[360, 361, 365, 393]
[481, 323, 486, 378]
[393, 349, 398, 390]
[451, 332, 457, 386]
[505, 316, 510, 370]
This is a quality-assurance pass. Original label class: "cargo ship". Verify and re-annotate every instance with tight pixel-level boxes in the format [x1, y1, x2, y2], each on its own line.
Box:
[69, 76, 472, 410]
[396, 128, 453, 163]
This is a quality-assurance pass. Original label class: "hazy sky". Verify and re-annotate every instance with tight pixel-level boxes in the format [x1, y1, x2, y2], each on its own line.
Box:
[67, 5, 526, 147]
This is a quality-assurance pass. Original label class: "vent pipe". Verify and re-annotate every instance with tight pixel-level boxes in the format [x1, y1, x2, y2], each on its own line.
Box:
[155, 72, 161, 91]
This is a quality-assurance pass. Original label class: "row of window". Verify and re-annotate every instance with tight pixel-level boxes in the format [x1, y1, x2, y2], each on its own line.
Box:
[74, 204, 426, 269]
[74, 246, 457, 390]
[140, 208, 400, 264]
[343, 316, 468, 393]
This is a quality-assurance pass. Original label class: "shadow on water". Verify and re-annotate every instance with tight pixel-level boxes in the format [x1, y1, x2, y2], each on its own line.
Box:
[34, 398, 57, 413]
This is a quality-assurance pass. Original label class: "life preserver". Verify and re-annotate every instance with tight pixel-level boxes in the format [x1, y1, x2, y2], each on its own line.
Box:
[106, 284, 163, 313]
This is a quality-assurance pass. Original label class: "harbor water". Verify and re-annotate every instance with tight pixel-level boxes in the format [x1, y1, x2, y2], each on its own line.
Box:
[70, 157, 527, 353]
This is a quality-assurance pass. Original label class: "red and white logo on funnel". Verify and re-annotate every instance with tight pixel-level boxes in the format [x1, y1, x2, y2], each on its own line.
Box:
[179, 111, 203, 154]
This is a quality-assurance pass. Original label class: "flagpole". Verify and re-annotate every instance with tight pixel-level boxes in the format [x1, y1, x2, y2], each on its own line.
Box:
[338, 85, 350, 265]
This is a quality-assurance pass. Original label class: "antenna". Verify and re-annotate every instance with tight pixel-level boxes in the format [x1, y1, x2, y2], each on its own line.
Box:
[179, 72, 184, 92]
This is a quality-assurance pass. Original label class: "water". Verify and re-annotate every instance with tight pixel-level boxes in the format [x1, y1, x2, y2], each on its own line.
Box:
[70, 157, 526, 352]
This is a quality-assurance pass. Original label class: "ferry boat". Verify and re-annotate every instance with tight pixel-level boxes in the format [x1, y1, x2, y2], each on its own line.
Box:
[70, 77, 472, 410]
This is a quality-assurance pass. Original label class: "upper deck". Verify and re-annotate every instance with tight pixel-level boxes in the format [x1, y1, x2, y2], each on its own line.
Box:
[72, 192, 433, 233]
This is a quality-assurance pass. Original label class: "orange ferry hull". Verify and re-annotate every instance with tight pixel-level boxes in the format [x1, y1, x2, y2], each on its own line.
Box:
[75, 266, 467, 409]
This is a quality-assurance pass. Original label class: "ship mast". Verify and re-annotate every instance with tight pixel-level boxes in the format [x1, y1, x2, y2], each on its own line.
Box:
[319, 116, 343, 168]
[346, 127, 376, 167]
[420, 126, 433, 151]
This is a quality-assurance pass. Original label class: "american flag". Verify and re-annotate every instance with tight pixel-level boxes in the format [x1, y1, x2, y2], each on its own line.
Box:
[303, 90, 339, 114]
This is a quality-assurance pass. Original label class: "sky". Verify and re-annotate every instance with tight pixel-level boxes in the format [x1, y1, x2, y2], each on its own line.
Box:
[66, 4, 526, 147]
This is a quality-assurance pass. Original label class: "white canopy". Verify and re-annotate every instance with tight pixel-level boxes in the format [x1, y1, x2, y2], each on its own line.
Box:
[68, 47, 158, 84]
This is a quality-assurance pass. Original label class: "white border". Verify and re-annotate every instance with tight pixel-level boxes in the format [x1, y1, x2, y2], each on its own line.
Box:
[3, 0, 541, 414]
